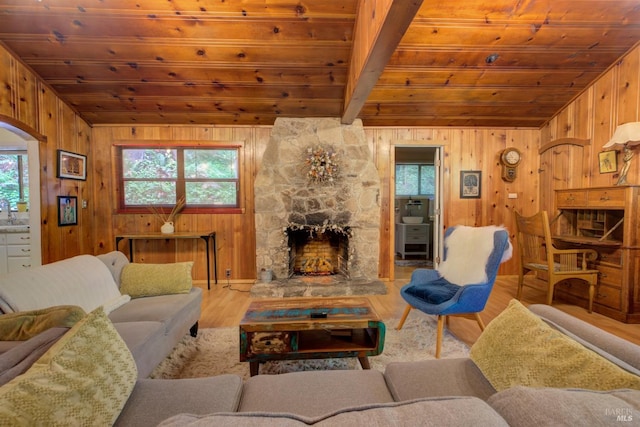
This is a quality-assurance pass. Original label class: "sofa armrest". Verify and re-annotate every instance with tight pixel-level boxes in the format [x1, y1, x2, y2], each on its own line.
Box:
[96, 251, 130, 288]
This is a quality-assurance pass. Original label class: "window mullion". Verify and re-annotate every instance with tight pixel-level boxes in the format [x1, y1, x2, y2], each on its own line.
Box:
[17, 155, 25, 201]
[176, 148, 186, 202]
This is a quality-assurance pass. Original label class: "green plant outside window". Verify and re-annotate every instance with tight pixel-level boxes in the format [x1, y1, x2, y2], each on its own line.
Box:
[395, 164, 435, 196]
[120, 147, 239, 208]
[0, 152, 29, 211]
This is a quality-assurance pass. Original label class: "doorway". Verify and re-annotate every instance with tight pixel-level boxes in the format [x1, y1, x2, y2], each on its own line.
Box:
[0, 126, 42, 268]
[391, 144, 443, 279]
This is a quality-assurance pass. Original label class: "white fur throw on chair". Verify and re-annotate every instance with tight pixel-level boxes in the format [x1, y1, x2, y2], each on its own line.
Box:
[437, 225, 512, 286]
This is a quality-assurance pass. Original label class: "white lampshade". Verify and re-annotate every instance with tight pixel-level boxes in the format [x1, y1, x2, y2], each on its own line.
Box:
[603, 122, 640, 148]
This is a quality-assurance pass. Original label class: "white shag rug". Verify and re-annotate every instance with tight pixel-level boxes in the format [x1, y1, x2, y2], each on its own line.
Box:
[151, 315, 470, 380]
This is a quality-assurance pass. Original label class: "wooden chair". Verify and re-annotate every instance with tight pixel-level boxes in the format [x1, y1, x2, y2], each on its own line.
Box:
[514, 210, 599, 312]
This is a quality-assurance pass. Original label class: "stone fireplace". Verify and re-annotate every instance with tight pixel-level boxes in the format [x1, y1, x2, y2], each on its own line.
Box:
[254, 118, 383, 295]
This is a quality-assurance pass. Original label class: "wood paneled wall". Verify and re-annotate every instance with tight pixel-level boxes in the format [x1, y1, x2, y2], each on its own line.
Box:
[2, 41, 640, 282]
[0, 43, 94, 264]
[367, 127, 540, 278]
[91, 125, 539, 280]
[541, 45, 640, 193]
[90, 126, 271, 283]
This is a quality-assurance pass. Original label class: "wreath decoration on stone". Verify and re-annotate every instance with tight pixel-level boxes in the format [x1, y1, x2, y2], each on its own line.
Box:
[305, 146, 339, 183]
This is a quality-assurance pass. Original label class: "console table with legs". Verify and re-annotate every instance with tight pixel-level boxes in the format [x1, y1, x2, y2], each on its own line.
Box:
[115, 232, 217, 289]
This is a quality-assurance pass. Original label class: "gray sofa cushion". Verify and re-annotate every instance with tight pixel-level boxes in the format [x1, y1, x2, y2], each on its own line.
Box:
[112, 321, 166, 379]
[487, 386, 640, 426]
[108, 288, 201, 335]
[384, 357, 496, 401]
[115, 375, 244, 427]
[238, 370, 394, 417]
[160, 396, 508, 427]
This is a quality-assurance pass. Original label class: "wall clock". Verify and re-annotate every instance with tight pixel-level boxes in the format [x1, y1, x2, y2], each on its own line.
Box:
[500, 147, 521, 182]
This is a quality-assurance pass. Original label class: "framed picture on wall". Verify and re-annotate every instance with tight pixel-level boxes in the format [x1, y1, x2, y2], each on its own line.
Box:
[460, 170, 482, 199]
[57, 149, 87, 180]
[598, 150, 618, 174]
[58, 196, 78, 226]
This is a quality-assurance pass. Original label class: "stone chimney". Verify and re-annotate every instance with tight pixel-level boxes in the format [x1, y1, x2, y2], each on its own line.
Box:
[254, 117, 381, 281]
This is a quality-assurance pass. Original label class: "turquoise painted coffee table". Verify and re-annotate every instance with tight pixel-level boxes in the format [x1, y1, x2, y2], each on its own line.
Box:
[239, 297, 386, 376]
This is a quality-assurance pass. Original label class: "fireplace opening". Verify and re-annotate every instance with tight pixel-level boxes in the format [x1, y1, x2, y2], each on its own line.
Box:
[287, 227, 350, 278]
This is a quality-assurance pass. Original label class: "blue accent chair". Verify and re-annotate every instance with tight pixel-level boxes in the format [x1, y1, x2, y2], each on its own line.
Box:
[396, 226, 510, 358]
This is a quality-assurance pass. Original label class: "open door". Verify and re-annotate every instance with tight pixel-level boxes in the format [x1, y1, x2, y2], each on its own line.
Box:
[432, 146, 443, 267]
[391, 144, 444, 278]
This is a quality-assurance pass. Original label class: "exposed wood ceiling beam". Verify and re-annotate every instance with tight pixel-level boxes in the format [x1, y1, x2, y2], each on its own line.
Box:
[342, 0, 424, 124]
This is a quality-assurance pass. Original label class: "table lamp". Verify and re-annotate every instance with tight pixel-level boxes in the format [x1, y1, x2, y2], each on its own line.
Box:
[603, 122, 640, 185]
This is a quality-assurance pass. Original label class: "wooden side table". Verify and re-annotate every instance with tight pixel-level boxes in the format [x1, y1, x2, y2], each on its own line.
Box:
[115, 232, 217, 289]
[239, 297, 386, 376]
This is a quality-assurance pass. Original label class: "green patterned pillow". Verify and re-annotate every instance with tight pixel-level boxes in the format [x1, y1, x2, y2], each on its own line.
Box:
[470, 299, 640, 391]
[0, 308, 137, 426]
[120, 262, 194, 298]
[0, 305, 86, 341]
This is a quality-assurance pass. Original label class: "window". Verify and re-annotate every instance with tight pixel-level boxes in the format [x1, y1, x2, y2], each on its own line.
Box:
[395, 164, 435, 196]
[118, 145, 240, 210]
[0, 151, 29, 211]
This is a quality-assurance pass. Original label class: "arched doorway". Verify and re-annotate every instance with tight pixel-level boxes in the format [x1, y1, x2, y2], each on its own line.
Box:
[0, 118, 45, 268]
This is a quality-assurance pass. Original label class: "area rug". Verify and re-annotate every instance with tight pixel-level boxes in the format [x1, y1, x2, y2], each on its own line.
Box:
[250, 276, 388, 298]
[150, 315, 469, 380]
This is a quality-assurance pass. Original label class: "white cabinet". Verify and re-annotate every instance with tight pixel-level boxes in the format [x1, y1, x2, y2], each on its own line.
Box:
[0, 232, 32, 275]
[395, 223, 430, 259]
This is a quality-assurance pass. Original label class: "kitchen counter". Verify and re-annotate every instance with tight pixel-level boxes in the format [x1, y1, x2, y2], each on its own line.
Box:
[0, 225, 30, 232]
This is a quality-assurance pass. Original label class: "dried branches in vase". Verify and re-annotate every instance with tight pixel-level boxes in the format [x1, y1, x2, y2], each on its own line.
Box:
[148, 196, 186, 233]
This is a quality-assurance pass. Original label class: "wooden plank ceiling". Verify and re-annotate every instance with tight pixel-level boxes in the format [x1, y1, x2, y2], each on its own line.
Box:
[0, 0, 639, 128]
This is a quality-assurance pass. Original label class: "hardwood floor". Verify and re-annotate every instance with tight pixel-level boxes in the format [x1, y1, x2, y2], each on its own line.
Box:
[196, 268, 640, 347]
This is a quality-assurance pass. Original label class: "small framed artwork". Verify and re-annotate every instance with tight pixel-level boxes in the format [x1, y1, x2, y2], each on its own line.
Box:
[57, 149, 87, 180]
[460, 170, 482, 199]
[598, 150, 618, 174]
[58, 196, 78, 226]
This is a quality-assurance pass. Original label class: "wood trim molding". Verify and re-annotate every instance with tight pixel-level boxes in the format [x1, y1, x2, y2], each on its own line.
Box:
[539, 137, 590, 154]
[0, 114, 47, 143]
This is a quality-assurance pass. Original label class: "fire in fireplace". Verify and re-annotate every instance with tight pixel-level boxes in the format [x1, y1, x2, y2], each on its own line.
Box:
[287, 225, 351, 278]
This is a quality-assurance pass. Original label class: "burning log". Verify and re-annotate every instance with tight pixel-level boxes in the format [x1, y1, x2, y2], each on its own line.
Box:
[301, 257, 334, 275]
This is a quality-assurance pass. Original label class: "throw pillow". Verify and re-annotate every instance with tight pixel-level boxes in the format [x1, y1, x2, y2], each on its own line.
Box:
[0, 305, 86, 341]
[470, 299, 640, 391]
[0, 307, 137, 426]
[120, 262, 194, 298]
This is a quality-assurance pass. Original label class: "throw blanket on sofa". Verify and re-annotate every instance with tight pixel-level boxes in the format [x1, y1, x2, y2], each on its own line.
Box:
[0, 327, 68, 386]
[0, 255, 121, 314]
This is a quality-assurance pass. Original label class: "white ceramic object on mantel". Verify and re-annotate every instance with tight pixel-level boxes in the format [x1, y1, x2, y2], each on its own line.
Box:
[402, 216, 424, 224]
[161, 221, 175, 234]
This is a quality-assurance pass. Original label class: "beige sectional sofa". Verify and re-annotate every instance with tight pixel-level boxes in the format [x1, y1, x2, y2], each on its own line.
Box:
[0, 251, 202, 378]
[121, 301, 640, 426]
[1, 253, 639, 425]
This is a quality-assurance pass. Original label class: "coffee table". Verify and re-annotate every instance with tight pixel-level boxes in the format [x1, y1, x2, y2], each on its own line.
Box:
[239, 297, 385, 376]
